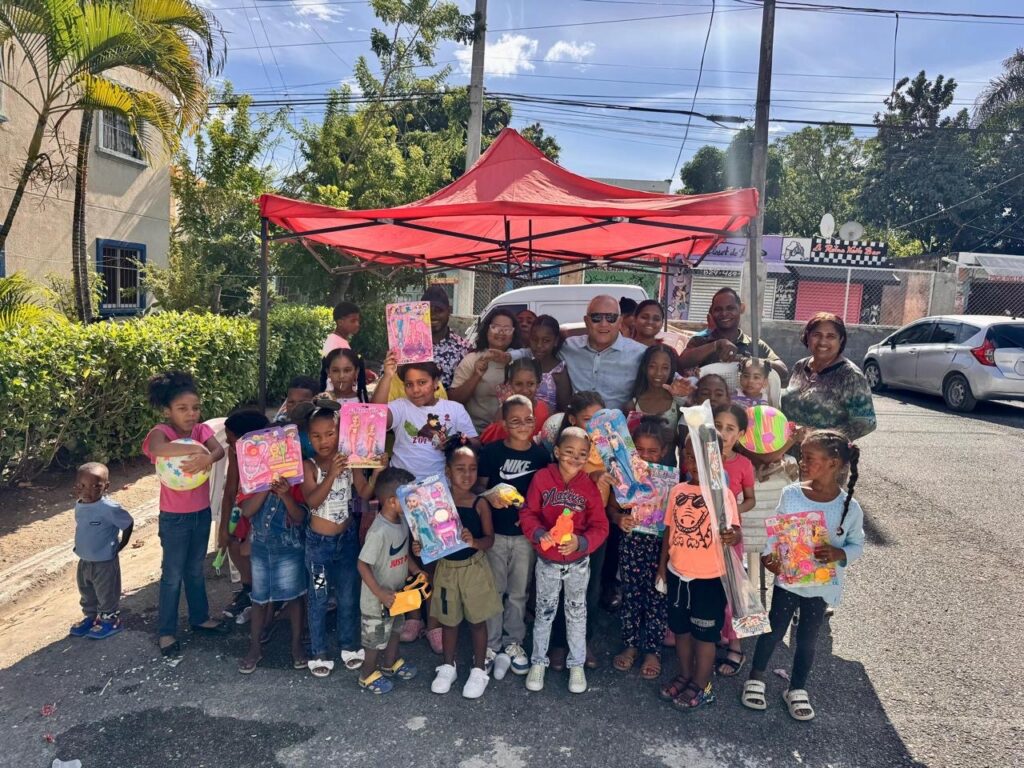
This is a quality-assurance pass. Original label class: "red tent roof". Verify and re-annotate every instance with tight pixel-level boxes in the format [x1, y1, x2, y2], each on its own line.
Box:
[258, 128, 757, 269]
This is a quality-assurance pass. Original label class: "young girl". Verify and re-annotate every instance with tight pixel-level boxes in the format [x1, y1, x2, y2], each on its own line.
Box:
[478, 395, 550, 678]
[657, 435, 741, 710]
[713, 403, 756, 677]
[734, 357, 770, 407]
[426, 442, 502, 699]
[632, 300, 667, 347]
[143, 371, 228, 657]
[519, 427, 609, 695]
[238, 474, 308, 673]
[529, 315, 570, 413]
[694, 373, 732, 409]
[628, 344, 693, 440]
[371, 354, 478, 479]
[322, 348, 368, 404]
[480, 358, 550, 444]
[611, 417, 672, 680]
[742, 430, 864, 721]
[302, 407, 370, 677]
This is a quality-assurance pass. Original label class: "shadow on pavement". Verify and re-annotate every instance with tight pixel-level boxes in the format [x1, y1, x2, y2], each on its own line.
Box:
[0, 559, 928, 768]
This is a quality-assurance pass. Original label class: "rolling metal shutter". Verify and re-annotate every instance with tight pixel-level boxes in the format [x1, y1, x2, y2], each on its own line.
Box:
[689, 273, 777, 322]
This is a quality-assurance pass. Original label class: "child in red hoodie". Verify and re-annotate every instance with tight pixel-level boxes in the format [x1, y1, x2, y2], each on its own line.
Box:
[519, 426, 609, 695]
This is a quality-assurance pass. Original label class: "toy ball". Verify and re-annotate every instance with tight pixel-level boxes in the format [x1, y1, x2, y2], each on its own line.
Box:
[741, 405, 794, 454]
[155, 438, 211, 491]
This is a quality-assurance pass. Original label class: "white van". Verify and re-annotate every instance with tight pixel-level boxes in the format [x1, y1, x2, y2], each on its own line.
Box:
[476, 284, 649, 326]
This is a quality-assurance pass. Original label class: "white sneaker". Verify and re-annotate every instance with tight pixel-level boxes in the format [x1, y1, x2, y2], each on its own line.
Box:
[568, 667, 587, 694]
[525, 664, 545, 692]
[492, 652, 511, 681]
[462, 667, 490, 699]
[504, 642, 530, 675]
[340, 649, 365, 671]
[431, 663, 458, 694]
[484, 647, 497, 673]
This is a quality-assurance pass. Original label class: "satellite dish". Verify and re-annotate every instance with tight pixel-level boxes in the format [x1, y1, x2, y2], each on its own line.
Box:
[819, 213, 836, 239]
[839, 220, 865, 241]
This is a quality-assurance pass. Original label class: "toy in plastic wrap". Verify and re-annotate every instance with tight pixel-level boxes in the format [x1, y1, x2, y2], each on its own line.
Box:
[212, 506, 242, 572]
[389, 572, 433, 617]
[155, 438, 211, 491]
[765, 511, 838, 587]
[386, 301, 433, 364]
[541, 508, 574, 551]
[587, 408, 654, 505]
[396, 475, 470, 564]
[627, 462, 676, 535]
[681, 402, 771, 638]
[484, 483, 524, 508]
[339, 403, 388, 468]
[741, 405, 795, 454]
[235, 425, 304, 494]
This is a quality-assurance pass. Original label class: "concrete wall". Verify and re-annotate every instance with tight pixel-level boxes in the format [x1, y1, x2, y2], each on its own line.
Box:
[0, 65, 170, 300]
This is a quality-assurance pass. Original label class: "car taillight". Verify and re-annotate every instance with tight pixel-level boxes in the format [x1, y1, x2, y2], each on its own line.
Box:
[971, 338, 996, 366]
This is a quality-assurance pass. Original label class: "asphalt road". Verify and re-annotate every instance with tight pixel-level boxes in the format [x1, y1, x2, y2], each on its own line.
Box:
[1, 391, 1021, 768]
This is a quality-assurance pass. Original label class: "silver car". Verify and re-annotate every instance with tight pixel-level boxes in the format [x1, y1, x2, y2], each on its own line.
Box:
[863, 315, 1024, 412]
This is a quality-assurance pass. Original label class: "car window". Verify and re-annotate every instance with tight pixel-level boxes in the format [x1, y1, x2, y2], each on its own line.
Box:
[955, 323, 981, 344]
[930, 322, 959, 344]
[892, 322, 933, 345]
[989, 324, 1024, 349]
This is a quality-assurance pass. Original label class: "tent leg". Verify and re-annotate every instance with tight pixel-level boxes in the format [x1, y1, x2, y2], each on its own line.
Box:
[258, 217, 270, 410]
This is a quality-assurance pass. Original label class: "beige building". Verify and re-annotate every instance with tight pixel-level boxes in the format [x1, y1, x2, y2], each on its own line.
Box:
[0, 70, 170, 316]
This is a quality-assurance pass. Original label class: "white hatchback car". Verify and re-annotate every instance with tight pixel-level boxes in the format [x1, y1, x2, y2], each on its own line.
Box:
[862, 315, 1024, 412]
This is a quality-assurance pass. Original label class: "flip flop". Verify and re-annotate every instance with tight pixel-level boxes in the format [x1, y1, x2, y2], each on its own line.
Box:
[238, 655, 262, 674]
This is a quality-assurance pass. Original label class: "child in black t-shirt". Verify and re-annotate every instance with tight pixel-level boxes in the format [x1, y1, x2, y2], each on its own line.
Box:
[477, 395, 550, 679]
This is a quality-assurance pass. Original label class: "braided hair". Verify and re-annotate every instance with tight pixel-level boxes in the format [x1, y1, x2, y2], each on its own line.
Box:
[323, 348, 369, 402]
[803, 429, 861, 534]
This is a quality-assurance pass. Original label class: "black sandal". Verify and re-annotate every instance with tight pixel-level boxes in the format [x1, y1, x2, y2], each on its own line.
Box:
[191, 621, 231, 635]
[160, 640, 181, 657]
[716, 649, 746, 677]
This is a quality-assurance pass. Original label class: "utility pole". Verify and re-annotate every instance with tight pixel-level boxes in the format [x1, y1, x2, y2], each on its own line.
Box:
[744, 0, 775, 353]
[453, 0, 487, 317]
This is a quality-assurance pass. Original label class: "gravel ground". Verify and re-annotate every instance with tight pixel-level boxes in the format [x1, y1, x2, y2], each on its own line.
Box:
[0, 391, 1021, 768]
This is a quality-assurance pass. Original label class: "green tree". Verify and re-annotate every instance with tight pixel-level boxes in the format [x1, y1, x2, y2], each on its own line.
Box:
[774, 125, 864, 237]
[972, 48, 1024, 127]
[680, 145, 724, 193]
[518, 122, 561, 163]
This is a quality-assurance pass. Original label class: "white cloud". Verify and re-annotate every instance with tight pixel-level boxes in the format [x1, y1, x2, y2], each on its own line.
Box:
[293, 1, 346, 23]
[455, 33, 538, 78]
[544, 40, 596, 64]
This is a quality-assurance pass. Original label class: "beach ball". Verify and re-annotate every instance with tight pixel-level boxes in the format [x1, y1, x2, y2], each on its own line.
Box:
[741, 405, 794, 454]
[155, 438, 211, 491]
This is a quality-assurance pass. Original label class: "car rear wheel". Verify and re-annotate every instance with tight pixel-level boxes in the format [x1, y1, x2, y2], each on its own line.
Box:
[943, 373, 977, 413]
[863, 360, 884, 392]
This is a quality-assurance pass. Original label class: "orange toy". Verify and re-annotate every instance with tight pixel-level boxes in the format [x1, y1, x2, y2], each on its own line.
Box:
[541, 508, 574, 551]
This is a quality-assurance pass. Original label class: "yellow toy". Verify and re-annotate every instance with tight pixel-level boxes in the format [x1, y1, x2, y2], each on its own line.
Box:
[486, 483, 524, 507]
[389, 572, 432, 617]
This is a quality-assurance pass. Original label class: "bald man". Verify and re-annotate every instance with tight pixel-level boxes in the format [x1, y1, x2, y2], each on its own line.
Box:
[558, 294, 647, 412]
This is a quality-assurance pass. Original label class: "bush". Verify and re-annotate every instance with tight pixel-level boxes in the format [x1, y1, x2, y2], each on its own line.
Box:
[0, 305, 332, 484]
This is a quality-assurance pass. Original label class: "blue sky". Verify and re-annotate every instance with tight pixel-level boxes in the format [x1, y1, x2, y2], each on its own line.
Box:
[200, 0, 1024, 187]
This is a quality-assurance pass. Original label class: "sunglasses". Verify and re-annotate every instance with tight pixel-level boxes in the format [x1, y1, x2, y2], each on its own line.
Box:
[588, 312, 620, 324]
[489, 324, 515, 335]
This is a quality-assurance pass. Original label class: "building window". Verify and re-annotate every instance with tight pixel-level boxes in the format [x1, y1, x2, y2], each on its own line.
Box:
[97, 239, 146, 314]
[99, 111, 143, 161]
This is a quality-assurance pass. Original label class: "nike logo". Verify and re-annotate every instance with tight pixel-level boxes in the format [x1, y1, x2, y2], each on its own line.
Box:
[389, 537, 408, 556]
[499, 470, 535, 481]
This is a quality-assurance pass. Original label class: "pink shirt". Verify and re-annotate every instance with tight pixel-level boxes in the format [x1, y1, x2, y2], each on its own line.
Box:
[321, 333, 350, 357]
[142, 422, 216, 513]
[723, 453, 755, 501]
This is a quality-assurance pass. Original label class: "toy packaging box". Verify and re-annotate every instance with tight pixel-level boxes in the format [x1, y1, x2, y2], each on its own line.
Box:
[396, 474, 470, 564]
[765, 510, 838, 587]
[235, 425, 304, 494]
[626, 462, 676, 535]
[386, 301, 433, 364]
[338, 403, 388, 468]
[587, 408, 654, 506]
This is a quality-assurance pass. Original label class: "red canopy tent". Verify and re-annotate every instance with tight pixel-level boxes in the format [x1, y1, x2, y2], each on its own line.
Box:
[254, 128, 759, 403]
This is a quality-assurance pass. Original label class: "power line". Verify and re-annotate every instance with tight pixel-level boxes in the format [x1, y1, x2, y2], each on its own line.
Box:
[892, 170, 1024, 230]
[671, 0, 716, 181]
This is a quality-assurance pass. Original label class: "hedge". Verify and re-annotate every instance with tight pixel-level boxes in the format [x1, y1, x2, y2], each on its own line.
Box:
[0, 306, 333, 484]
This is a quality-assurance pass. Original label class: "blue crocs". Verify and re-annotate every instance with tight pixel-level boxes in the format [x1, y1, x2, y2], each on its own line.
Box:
[69, 616, 96, 637]
[380, 657, 418, 681]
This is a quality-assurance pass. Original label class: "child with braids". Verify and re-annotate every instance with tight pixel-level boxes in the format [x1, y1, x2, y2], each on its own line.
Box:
[321, 348, 369, 404]
[741, 429, 865, 721]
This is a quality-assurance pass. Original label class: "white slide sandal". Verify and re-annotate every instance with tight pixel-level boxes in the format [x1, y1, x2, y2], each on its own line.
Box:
[783, 688, 815, 721]
[741, 679, 767, 711]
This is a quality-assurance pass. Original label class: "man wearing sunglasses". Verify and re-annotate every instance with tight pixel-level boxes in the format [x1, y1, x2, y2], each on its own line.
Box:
[559, 294, 646, 412]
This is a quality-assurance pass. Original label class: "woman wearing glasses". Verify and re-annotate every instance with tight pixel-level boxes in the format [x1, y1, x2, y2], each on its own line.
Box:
[449, 307, 524, 432]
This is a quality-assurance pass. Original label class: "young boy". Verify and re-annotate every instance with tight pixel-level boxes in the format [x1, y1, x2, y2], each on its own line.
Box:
[357, 467, 421, 693]
[734, 358, 770, 407]
[274, 375, 319, 423]
[323, 302, 361, 357]
[619, 296, 638, 338]
[477, 395, 550, 679]
[70, 463, 134, 639]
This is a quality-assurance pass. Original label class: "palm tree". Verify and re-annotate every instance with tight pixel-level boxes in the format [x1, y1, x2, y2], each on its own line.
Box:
[0, 274, 60, 330]
[71, 0, 223, 321]
[972, 48, 1024, 127]
[0, 0, 223, 319]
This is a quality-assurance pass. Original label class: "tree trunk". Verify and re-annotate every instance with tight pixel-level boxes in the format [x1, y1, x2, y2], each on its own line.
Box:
[0, 111, 50, 255]
[72, 111, 94, 323]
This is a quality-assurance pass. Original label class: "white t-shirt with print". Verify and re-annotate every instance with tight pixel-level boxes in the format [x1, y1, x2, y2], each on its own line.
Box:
[388, 398, 478, 479]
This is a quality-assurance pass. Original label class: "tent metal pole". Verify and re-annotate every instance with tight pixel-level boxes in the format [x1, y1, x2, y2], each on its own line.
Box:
[528, 220, 534, 279]
[258, 217, 270, 410]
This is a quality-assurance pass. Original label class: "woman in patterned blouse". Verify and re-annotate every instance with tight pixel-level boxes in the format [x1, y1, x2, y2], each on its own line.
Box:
[781, 312, 877, 442]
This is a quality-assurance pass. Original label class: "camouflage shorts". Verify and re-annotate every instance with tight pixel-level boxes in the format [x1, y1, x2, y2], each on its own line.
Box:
[360, 611, 405, 651]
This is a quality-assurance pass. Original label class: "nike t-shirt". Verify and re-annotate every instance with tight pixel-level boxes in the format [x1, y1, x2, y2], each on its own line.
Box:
[358, 515, 410, 616]
[478, 441, 550, 536]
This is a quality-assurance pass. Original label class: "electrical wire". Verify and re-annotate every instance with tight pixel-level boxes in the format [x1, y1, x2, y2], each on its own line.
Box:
[670, 0, 715, 181]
